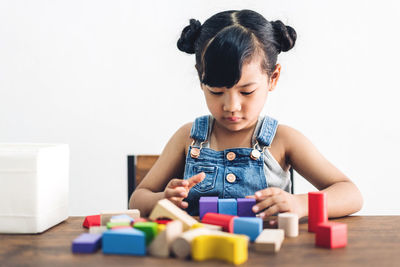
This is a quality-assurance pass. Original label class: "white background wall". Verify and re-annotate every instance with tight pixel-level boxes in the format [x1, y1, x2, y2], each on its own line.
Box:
[1, 0, 399, 216]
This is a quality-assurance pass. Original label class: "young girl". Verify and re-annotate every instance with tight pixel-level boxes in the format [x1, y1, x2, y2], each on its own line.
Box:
[129, 10, 363, 219]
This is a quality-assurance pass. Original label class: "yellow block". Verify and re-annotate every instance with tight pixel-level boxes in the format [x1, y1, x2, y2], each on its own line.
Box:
[157, 224, 166, 233]
[191, 234, 248, 265]
[190, 223, 204, 229]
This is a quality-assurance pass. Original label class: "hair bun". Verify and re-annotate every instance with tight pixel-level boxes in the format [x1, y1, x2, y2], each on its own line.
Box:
[177, 19, 202, 54]
[271, 20, 297, 52]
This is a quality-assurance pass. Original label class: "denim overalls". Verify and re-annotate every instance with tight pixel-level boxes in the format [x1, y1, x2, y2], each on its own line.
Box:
[183, 115, 279, 216]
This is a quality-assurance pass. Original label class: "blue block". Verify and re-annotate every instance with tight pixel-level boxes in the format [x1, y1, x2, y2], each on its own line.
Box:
[72, 233, 102, 253]
[102, 228, 146, 256]
[237, 198, 256, 217]
[110, 214, 134, 223]
[218, 198, 237, 216]
[233, 217, 263, 241]
[199, 196, 218, 220]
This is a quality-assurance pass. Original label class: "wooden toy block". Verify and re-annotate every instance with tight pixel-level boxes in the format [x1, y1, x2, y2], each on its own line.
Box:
[89, 226, 108, 234]
[218, 198, 237, 216]
[71, 233, 102, 253]
[278, 213, 299, 237]
[171, 228, 215, 259]
[191, 234, 248, 265]
[233, 217, 263, 241]
[191, 222, 223, 231]
[316, 222, 347, 249]
[201, 212, 237, 233]
[109, 225, 132, 230]
[157, 224, 166, 232]
[106, 221, 131, 229]
[148, 220, 183, 257]
[82, 215, 100, 228]
[308, 192, 327, 232]
[149, 199, 197, 231]
[254, 229, 285, 253]
[133, 222, 158, 245]
[199, 196, 218, 220]
[110, 214, 134, 223]
[100, 209, 140, 226]
[237, 198, 256, 217]
[102, 228, 146, 256]
[154, 219, 172, 224]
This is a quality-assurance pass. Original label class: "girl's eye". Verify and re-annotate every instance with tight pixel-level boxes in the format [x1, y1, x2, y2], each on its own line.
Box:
[241, 90, 256, 95]
[209, 91, 223, 95]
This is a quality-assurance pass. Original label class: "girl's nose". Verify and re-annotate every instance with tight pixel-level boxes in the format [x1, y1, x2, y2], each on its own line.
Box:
[223, 93, 241, 112]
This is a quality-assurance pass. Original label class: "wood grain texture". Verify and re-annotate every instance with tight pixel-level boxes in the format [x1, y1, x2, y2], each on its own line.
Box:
[136, 155, 159, 186]
[1, 216, 400, 266]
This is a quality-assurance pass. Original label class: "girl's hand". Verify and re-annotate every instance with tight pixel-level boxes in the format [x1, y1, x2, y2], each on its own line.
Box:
[163, 172, 205, 209]
[250, 187, 303, 219]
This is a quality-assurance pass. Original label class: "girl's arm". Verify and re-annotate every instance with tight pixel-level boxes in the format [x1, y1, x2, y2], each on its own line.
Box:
[129, 123, 193, 217]
[252, 125, 363, 219]
[284, 125, 363, 218]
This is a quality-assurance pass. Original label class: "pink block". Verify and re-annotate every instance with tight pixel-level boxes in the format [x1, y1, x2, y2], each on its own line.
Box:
[315, 222, 347, 249]
[308, 192, 327, 232]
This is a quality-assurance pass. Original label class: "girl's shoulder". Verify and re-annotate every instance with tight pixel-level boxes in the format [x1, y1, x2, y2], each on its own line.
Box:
[271, 124, 309, 171]
[173, 122, 194, 152]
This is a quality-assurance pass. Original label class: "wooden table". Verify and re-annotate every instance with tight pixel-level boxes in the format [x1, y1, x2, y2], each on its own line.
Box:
[1, 216, 399, 266]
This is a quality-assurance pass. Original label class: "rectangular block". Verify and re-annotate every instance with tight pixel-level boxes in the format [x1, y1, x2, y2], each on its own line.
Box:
[254, 229, 285, 253]
[0, 144, 69, 233]
[316, 222, 347, 249]
[102, 228, 146, 256]
[218, 199, 237, 216]
[100, 209, 140, 226]
[199, 196, 218, 220]
[233, 217, 263, 241]
[72, 233, 102, 253]
[308, 192, 327, 232]
[237, 198, 256, 217]
[149, 199, 197, 231]
[89, 226, 108, 234]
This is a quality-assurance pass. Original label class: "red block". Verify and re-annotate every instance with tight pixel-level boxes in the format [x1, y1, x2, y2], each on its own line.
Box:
[201, 212, 237, 233]
[82, 215, 100, 228]
[316, 222, 347, 249]
[308, 192, 328, 232]
[155, 219, 172, 225]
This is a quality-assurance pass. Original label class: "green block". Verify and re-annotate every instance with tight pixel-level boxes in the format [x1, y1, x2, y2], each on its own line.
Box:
[133, 222, 158, 245]
[106, 221, 132, 229]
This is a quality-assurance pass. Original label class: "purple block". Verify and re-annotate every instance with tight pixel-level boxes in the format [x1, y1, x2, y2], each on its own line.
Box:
[199, 196, 218, 219]
[237, 198, 256, 217]
[72, 233, 102, 253]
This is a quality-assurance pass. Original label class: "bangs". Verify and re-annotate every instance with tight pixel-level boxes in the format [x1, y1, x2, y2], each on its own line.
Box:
[201, 26, 255, 88]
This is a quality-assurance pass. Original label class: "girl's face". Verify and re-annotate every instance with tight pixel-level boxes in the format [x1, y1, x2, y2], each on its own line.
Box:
[201, 55, 281, 133]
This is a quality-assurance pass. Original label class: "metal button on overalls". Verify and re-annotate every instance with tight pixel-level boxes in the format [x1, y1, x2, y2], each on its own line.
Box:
[226, 152, 236, 161]
[226, 173, 236, 183]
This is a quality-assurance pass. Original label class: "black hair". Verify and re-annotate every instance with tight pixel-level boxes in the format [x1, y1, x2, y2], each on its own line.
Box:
[177, 10, 297, 88]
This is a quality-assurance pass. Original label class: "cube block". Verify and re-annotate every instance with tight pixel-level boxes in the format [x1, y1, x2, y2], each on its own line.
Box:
[315, 222, 347, 249]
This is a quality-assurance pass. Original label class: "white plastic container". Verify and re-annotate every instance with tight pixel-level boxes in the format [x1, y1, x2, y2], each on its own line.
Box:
[0, 143, 69, 233]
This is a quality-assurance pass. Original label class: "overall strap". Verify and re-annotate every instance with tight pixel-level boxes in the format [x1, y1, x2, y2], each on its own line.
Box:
[256, 116, 279, 147]
[189, 115, 210, 143]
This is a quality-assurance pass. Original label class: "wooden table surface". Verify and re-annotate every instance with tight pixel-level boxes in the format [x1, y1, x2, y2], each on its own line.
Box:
[1, 216, 399, 267]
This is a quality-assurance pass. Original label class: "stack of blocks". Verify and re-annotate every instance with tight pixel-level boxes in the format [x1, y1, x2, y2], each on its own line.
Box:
[199, 196, 257, 219]
[308, 191, 347, 249]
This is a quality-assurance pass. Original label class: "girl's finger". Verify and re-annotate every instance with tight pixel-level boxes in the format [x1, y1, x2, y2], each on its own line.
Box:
[254, 187, 281, 200]
[187, 172, 206, 189]
[169, 179, 189, 188]
[180, 201, 189, 209]
[165, 187, 187, 198]
[259, 204, 280, 218]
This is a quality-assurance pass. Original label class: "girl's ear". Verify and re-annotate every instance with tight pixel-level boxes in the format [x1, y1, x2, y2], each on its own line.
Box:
[268, 64, 281, 92]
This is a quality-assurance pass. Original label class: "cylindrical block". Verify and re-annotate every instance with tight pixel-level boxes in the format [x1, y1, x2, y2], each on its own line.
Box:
[308, 192, 328, 232]
[201, 213, 236, 233]
[278, 213, 299, 237]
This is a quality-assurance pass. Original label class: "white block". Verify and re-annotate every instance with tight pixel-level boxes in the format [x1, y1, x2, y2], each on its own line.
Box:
[278, 212, 299, 237]
[0, 143, 69, 233]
